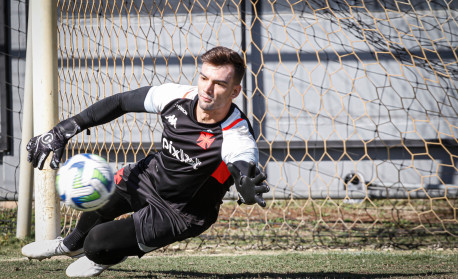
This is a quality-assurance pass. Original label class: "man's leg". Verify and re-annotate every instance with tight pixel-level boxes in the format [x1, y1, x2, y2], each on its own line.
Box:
[84, 216, 143, 264]
[21, 190, 133, 260]
[65, 216, 143, 277]
[66, 199, 214, 277]
[63, 190, 133, 252]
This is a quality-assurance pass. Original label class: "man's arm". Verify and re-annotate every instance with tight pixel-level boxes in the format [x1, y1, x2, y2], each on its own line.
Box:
[221, 108, 269, 207]
[27, 86, 150, 169]
[73, 86, 149, 130]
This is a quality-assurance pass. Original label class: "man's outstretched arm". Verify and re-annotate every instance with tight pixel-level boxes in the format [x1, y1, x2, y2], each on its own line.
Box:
[73, 86, 150, 130]
[27, 86, 150, 170]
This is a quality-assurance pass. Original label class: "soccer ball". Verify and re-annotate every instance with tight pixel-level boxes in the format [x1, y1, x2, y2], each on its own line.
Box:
[56, 153, 115, 211]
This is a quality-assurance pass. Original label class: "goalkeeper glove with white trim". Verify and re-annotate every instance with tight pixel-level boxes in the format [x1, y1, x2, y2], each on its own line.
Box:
[26, 118, 81, 170]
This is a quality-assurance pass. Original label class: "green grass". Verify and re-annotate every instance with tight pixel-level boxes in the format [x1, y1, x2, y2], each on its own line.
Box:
[2, 204, 457, 278]
[1, 249, 457, 278]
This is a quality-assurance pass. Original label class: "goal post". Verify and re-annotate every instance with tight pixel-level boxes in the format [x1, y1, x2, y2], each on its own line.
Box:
[30, 0, 61, 241]
[16, 1, 34, 239]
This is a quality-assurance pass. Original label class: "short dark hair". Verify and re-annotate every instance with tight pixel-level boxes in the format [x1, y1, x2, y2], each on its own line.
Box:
[201, 46, 246, 85]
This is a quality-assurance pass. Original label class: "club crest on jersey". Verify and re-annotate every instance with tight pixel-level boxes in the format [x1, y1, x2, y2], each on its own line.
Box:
[165, 114, 177, 128]
[197, 132, 215, 150]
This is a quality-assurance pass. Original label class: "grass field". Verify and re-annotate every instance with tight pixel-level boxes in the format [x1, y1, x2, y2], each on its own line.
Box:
[1, 241, 457, 279]
[1, 206, 457, 278]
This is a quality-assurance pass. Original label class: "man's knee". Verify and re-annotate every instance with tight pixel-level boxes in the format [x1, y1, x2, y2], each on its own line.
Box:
[83, 218, 143, 265]
[83, 225, 114, 264]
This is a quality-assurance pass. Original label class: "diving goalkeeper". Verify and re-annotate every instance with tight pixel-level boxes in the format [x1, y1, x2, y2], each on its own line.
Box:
[22, 46, 269, 277]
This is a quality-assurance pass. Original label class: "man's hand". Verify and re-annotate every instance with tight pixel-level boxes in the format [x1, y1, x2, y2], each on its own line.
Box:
[26, 118, 80, 170]
[227, 161, 270, 207]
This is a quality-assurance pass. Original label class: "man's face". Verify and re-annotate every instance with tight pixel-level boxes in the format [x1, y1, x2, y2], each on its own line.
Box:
[197, 62, 241, 112]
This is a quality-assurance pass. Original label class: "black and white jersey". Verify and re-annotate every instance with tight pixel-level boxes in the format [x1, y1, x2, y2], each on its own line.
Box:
[73, 82, 258, 221]
[143, 83, 258, 214]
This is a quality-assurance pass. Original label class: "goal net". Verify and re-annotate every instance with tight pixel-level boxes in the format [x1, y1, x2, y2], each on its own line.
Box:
[57, 0, 457, 249]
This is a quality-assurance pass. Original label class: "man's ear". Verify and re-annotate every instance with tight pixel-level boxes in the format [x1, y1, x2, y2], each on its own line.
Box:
[232, 84, 242, 99]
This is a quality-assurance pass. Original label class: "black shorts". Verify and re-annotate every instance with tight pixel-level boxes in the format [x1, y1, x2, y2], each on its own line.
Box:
[114, 154, 213, 252]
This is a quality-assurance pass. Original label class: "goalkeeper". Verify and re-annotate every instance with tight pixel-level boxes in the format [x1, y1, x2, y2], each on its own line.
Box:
[21, 46, 269, 277]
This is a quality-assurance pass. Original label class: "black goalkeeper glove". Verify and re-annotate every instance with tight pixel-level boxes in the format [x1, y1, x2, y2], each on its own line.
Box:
[26, 118, 81, 170]
[227, 161, 270, 207]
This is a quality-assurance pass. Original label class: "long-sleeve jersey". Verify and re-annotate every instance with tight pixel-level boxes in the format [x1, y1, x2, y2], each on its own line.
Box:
[72, 83, 258, 219]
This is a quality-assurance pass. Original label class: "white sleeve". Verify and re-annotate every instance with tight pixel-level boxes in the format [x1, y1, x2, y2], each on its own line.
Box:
[143, 83, 197, 113]
[221, 109, 259, 164]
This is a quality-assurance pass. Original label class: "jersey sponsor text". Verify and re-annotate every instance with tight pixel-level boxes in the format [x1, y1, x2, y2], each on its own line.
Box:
[175, 103, 188, 115]
[162, 137, 202, 169]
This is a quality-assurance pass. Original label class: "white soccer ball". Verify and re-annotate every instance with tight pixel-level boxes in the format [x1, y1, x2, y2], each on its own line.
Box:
[56, 153, 115, 211]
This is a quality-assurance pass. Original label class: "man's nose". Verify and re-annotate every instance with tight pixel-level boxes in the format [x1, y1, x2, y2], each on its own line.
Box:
[203, 80, 214, 93]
